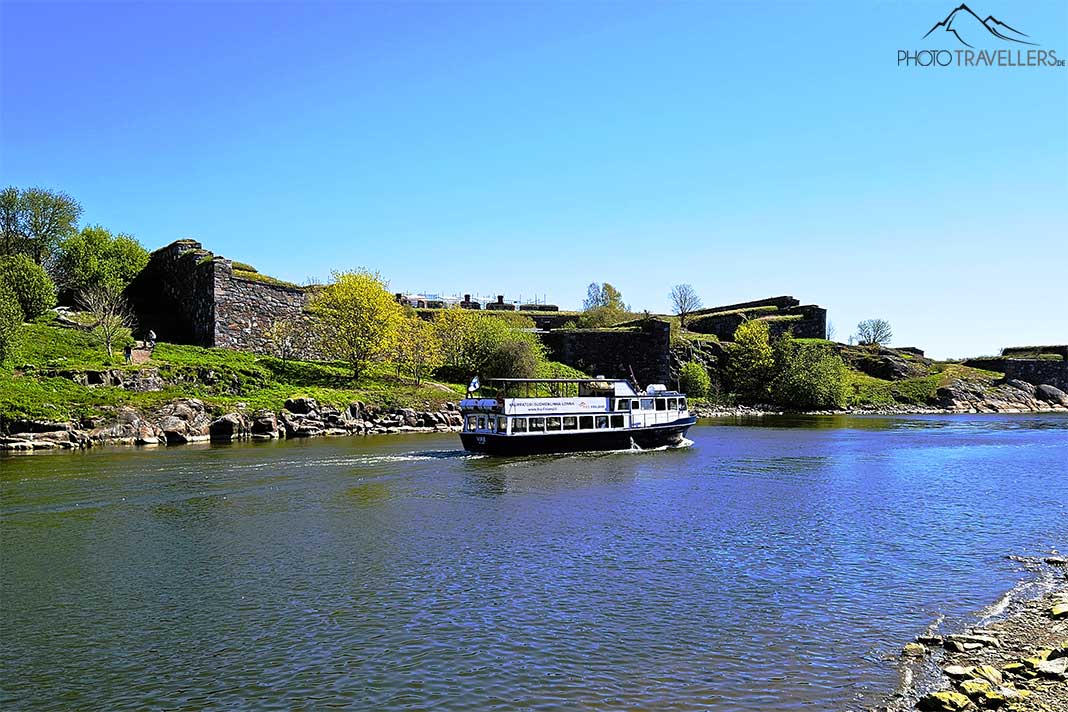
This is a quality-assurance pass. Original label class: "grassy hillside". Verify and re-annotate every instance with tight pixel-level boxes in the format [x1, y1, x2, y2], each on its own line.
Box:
[2, 318, 584, 425]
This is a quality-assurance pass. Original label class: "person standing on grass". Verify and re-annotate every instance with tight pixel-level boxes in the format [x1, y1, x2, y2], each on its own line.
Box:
[124, 343, 133, 364]
[147, 329, 156, 351]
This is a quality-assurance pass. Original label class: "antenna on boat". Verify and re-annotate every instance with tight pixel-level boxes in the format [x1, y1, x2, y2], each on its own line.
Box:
[628, 365, 640, 392]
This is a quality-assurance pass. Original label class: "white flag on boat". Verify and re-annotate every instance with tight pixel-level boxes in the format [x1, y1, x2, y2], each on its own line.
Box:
[468, 376, 480, 393]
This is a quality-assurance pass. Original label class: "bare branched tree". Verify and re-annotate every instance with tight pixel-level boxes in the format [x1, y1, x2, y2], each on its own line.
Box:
[826, 321, 837, 341]
[670, 284, 702, 329]
[855, 318, 892, 346]
[78, 285, 133, 358]
[264, 315, 310, 372]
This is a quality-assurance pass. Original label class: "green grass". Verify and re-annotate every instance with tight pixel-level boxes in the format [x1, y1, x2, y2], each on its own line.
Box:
[794, 338, 834, 346]
[680, 331, 721, 343]
[232, 269, 301, 289]
[690, 304, 780, 319]
[755, 314, 803, 323]
[843, 363, 1002, 407]
[1, 321, 478, 426]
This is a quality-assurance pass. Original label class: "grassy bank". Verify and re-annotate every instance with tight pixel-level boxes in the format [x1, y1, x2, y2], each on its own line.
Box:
[843, 363, 1003, 407]
[0, 319, 578, 426]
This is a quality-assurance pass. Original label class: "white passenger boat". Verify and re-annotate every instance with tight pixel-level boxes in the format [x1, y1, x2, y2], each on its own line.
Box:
[458, 378, 695, 455]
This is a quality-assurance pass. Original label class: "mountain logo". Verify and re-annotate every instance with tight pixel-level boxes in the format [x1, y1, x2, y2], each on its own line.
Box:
[923, 3, 1037, 48]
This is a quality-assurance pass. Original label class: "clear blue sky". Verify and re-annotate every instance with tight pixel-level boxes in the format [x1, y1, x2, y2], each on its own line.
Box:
[2, 0, 1065, 358]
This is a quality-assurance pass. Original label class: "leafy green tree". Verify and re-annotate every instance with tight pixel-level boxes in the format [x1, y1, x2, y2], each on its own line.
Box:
[579, 282, 629, 327]
[0, 282, 22, 364]
[727, 319, 775, 402]
[78, 284, 134, 358]
[53, 225, 149, 302]
[679, 360, 711, 397]
[309, 270, 403, 379]
[482, 338, 542, 379]
[432, 308, 545, 381]
[0, 254, 57, 319]
[0, 187, 82, 267]
[0, 187, 25, 256]
[396, 314, 443, 385]
[770, 335, 846, 410]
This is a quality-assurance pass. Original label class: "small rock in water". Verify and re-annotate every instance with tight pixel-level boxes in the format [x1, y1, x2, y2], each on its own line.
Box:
[946, 633, 1000, 648]
[903, 642, 927, 657]
[1044, 556, 1068, 567]
[918, 635, 944, 646]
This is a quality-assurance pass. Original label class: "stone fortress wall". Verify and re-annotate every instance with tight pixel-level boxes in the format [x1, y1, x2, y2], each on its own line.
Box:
[127, 240, 311, 355]
[127, 240, 828, 386]
[684, 296, 827, 341]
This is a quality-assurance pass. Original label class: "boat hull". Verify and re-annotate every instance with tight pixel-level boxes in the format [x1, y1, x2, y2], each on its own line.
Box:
[459, 417, 696, 456]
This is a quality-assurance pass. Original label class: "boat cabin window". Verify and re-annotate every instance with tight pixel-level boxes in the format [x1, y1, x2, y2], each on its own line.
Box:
[610, 415, 624, 428]
[579, 415, 593, 430]
[563, 416, 578, 431]
[641, 398, 654, 410]
[466, 415, 477, 431]
[513, 417, 527, 433]
[667, 398, 677, 410]
[616, 399, 630, 411]
[497, 418, 507, 433]
[655, 399, 666, 411]
[631, 400, 640, 410]
[679, 398, 687, 410]
[547, 417, 562, 431]
[477, 416, 487, 430]
[595, 415, 609, 429]
[529, 417, 545, 432]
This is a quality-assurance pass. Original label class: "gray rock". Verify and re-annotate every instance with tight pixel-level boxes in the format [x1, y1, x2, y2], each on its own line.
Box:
[210, 413, 250, 442]
[251, 410, 279, 438]
[1036, 384, 1068, 407]
[284, 397, 318, 415]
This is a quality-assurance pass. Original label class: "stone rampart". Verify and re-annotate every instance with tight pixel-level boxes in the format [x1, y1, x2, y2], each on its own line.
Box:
[127, 239, 312, 356]
[1002, 359, 1068, 391]
[539, 320, 672, 386]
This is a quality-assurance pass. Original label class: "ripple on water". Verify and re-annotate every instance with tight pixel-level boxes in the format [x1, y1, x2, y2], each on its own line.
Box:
[1, 415, 1066, 710]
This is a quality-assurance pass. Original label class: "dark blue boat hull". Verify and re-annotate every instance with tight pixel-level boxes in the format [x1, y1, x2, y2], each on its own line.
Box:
[459, 417, 696, 456]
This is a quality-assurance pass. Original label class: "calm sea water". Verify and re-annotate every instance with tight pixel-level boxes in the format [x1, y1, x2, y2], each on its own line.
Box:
[2, 415, 1066, 711]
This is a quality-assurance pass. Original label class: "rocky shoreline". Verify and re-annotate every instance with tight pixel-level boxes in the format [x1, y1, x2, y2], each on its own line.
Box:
[0, 396, 463, 452]
[693, 378, 1068, 418]
[883, 559, 1068, 712]
[4, 385, 1067, 453]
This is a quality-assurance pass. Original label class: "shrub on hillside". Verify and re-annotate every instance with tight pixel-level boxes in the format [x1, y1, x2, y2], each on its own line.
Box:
[771, 337, 846, 410]
[727, 319, 775, 402]
[0, 254, 56, 319]
[0, 282, 22, 364]
[482, 339, 542, 380]
[433, 308, 547, 381]
[679, 361, 711, 398]
[309, 270, 403, 380]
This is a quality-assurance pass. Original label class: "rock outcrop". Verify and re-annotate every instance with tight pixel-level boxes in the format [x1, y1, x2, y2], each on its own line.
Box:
[935, 379, 1068, 413]
[1, 398, 464, 451]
